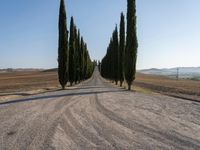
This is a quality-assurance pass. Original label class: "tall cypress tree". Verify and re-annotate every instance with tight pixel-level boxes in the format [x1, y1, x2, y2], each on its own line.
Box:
[58, 0, 68, 90]
[69, 16, 75, 86]
[80, 37, 84, 81]
[119, 12, 125, 87]
[110, 38, 114, 81]
[74, 26, 78, 84]
[113, 26, 119, 85]
[83, 43, 88, 79]
[125, 0, 138, 90]
[109, 36, 115, 82]
[77, 30, 81, 83]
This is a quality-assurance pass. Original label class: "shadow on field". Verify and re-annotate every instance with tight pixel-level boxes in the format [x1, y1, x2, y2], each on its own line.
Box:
[0, 93, 33, 96]
[0, 89, 126, 106]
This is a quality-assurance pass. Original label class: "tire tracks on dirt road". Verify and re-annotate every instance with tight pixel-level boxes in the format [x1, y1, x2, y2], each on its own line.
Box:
[0, 68, 200, 149]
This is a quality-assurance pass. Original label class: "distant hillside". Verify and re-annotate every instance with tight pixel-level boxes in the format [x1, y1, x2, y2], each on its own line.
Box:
[139, 67, 200, 80]
[42, 68, 58, 72]
[0, 68, 58, 73]
[0, 68, 43, 73]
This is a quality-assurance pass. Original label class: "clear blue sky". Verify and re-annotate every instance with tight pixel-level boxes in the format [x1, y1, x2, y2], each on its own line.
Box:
[0, 0, 199, 69]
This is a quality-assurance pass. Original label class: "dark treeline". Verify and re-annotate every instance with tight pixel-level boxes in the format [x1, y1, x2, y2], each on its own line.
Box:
[101, 26, 119, 85]
[58, 0, 94, 89]
[101, 0, 138, 90]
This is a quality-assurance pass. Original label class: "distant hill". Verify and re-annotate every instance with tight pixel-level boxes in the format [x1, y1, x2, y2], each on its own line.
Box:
[42, 68, 58, 72]
[0, 68, 58, 73]
[0, 68, 43, 73]
[139, 67, 200, 80]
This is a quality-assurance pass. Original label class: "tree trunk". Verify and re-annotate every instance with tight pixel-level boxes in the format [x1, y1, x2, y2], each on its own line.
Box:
[128, 84, 131, 90]
[120, 81, 123, 87]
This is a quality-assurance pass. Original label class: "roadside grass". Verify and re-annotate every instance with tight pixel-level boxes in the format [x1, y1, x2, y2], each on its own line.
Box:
[106, 73, 200, 101]
[105, 78, 156, 95]
[133, 86, 155, 94]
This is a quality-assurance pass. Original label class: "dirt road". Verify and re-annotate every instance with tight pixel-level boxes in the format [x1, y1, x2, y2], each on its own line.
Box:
[0, 68, 200, 150]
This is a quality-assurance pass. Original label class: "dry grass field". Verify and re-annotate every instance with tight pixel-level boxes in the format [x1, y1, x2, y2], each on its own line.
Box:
[0, 70, 59, 101]
[0, 70, 58, 93]
[135, 73, 200, 101]
[0, 70, 199, 102]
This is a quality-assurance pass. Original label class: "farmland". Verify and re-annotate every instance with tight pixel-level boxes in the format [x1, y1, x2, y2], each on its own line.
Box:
[135, 73, 200, 101]
[0, 70, 199, 102]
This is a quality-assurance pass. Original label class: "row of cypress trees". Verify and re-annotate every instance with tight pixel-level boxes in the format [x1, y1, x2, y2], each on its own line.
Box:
[101, 0, 138, 90]
[58, 0, 94, 89]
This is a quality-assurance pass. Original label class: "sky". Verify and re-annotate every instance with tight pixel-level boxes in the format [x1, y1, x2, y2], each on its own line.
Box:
[0, 0, 200, 69]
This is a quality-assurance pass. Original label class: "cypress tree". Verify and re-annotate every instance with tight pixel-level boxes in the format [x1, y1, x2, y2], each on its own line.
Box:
[83, 43, 88, 79]
[102, 37, 114, 80]
[113, 26, 119, 85]
[119, 12, 125, 87]
[87, 55, 94, 78]
[74, 26, 78, 84]
[98, 61, 101, 73]
[69, 16, 75, 86]
[110, 37, 114, 81]
[109, 39, 113, 80]
[77, 30, 81, 83]
[125, 0, 138, 90]
[58, 0, 68, 90]
[86, 51, 89, 78]
[80, 37, 84, 81]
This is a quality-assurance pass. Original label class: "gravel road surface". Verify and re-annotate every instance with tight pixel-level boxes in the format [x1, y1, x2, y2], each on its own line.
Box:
[0, 68, 200, 150]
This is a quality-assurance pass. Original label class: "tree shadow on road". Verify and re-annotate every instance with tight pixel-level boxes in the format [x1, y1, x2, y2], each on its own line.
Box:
[71, 86, 108, 90]
[0, 89, 126, 106]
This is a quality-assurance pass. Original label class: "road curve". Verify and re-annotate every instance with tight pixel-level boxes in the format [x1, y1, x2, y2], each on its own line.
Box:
[0, 68, 200, 150]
